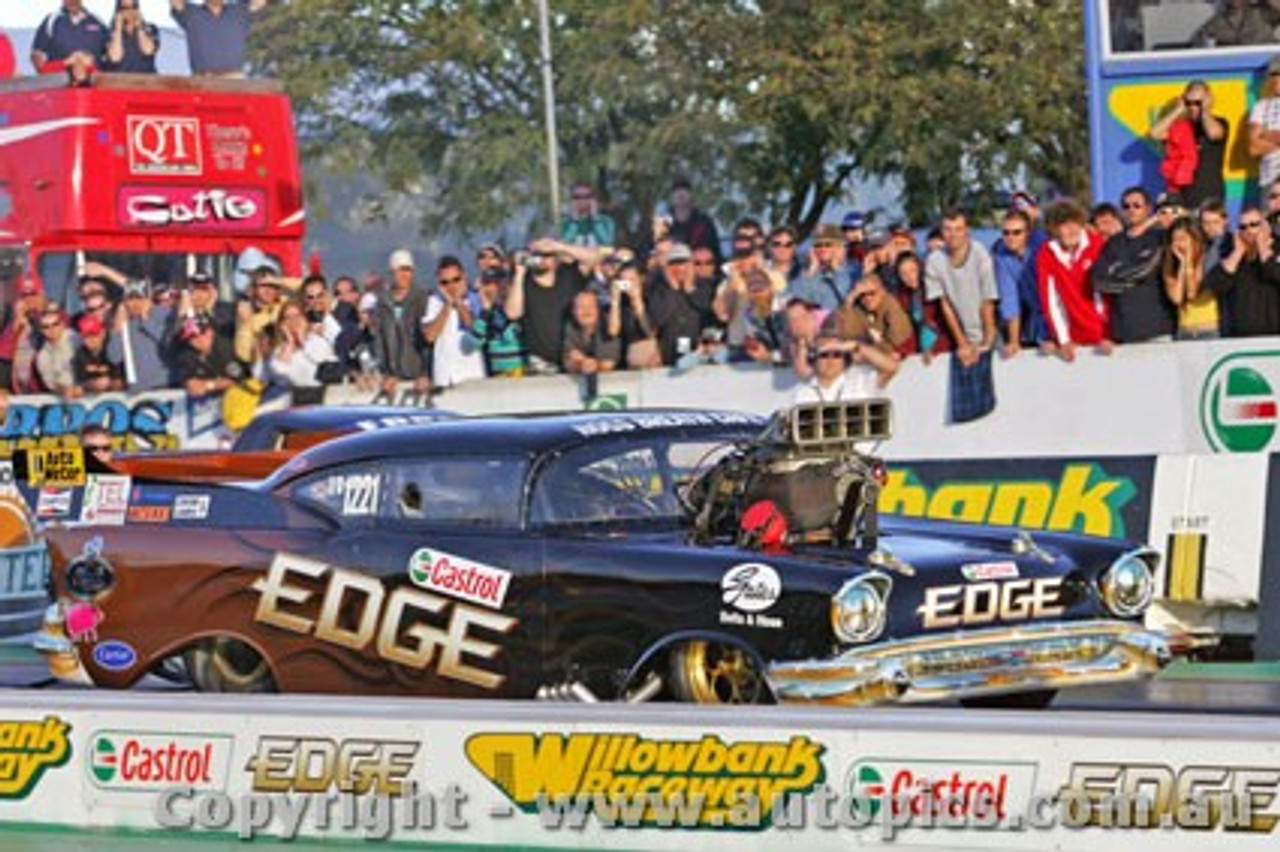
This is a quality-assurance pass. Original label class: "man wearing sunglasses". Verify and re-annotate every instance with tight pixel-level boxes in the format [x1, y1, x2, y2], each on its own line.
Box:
[423, 255, 486, 387]
[34, 308, 79, 400]
[1151, 80, 1226, 208]
[991, 210, 1049, 357]
[1092, 186, 1178, 344]
[171, 0, 268, 78]
[1204, 206, 1280, 337]
[104, 0, 159, 74]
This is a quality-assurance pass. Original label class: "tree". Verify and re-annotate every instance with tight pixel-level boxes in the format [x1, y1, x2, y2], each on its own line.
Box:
[253, 0, 1088, 240]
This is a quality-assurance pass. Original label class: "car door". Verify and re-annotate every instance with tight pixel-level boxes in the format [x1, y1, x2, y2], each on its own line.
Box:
[278, 455, 543, 698]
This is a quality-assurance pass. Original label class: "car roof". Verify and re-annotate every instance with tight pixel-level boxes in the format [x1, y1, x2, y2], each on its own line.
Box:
[264, 409, 767, 486]
[233, 405, 458, 450]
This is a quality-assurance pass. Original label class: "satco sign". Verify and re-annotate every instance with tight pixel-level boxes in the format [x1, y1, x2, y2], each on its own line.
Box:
[119, 187, 267, 231]
[127, 116, 202, 176]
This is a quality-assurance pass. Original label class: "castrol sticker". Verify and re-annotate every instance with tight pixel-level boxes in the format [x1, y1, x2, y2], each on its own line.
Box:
[408, 548, 512, 610]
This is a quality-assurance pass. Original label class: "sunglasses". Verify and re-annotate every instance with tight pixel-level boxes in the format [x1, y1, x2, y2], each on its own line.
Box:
[1183, 99, 1203, 107]
[1122, 201, 1147, 210]
[771, 240, 795, 248]
[84, 443, 112, 453]
[571, 193, 593, 201]
[439, 276, 465, 285]
[815, 350, 846, 360]
[1002, 229, 1026, 237]
[304, 292, 326, 301]
[1242, 220, 1267, 229]
[40, 319, 61, 330]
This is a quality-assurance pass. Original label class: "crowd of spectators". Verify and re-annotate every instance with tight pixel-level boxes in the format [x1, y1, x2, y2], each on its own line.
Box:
[30, 0, 266, 79]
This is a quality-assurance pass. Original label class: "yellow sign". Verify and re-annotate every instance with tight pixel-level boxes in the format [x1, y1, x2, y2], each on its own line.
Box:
[25, 448, 86, 488]
[0, 716, 72, 798]
[466, 732, 824, 828]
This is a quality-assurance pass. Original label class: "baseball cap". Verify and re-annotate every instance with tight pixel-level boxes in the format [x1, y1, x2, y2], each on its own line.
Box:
[667, 242, 693, 263]
[477, 243, 506, 262]
[124, 278, 150, 297]
[189, 271, 215, 288]
[358, 293, 378, 312]
[865, 227, 891, 248]
[1011, 190, 1038, 211]
[388, 249, 415, 271]
[814, 224, 843, 245]
[77, 314, 104, 337]
[234, 246, 279, 293]
[1156, 191, 1185, 210]
[842, 211, 866, 230]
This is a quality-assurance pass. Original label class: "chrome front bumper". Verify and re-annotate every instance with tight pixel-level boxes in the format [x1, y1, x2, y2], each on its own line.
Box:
[766, 620, 1172, 706]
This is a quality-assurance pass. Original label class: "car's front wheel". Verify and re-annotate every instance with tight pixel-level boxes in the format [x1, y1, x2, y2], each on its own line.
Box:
[184, 637, 277, 693]
[668, 641, 769, 704]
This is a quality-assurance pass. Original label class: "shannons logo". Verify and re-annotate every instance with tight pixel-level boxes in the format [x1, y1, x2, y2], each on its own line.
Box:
[465, 732, 825, 828]
[0, 716, 72, 799]
[1202, 359, 1279, 452]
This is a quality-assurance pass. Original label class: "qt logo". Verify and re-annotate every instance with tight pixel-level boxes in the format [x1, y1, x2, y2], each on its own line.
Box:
[1203, 363, 1278, 452]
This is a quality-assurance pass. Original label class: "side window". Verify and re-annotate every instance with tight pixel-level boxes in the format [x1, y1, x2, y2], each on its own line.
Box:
[290, 465, 384, 520]
[380, 457, 526, 528]
[532, 442, 674, 525]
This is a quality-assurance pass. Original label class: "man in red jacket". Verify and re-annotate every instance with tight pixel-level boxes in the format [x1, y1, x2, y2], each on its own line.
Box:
[1035, 199, 1113, 362]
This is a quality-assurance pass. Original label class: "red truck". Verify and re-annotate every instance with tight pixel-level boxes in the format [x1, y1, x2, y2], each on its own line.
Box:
[0, 72, 305, 303]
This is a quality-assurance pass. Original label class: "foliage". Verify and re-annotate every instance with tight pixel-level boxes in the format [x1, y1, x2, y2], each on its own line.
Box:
[253, 0, 1088, 240]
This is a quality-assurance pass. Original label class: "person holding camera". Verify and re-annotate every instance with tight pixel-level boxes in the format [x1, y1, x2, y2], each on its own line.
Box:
[110, 278, 174, 391]
[104, 0, 159, 73]
[823, 272, 916, 358]
[1203, 206, 1280, 337]
[607, 252, 662, 370]
[563, 290, 620, 376]
[265, 297, 337, 394]
[423, 256, 486, 387]
[470, 267, 525, 377]
[792, 332, 898, 404]
[506, 238, 594, 374]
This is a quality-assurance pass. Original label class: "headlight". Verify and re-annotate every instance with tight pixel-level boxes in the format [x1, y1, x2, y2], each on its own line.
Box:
[831, 572, 891, 644]
[1098, 550, 1155, 617]
[65, 557, 114, 599]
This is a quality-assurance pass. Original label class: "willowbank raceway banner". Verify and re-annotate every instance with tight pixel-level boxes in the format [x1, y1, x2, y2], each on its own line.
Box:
[0, 692, 1276, 851]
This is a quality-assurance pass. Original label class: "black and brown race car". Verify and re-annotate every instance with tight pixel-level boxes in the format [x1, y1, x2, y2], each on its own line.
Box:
[32, 401, 1173, 707]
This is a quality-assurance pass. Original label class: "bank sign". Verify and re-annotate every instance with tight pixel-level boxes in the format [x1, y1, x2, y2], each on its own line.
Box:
[1201, 353, 1280, 453]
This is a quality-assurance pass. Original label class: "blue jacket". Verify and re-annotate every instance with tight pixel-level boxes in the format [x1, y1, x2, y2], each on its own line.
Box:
[991, 230, 1049, 345]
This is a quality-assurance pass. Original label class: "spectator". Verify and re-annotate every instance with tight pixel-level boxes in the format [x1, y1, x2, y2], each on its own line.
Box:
[727, 269, 787, 364]
[792, 333, 897, 404]
[1193, 0, 1276, 48]
[333, 275, 361, 311]
[606, 256, 663, 370]
[110, 278, 174, 391]
[1204, 206, 1280, 337]
[265, 298, 337, 392]
[925, 228, 945, 255]
[170, 0, 268, 77]
[326, 275, 361, 361]
[788, 224, 859, 313]
[181, 271, 236, 340]
[925, 209, 998, 367]
[470, 267, 525, 377]
[234, 265, 286, 364]
[1010, 191, 1044, 236]
[692, 245, 726, 303]
[560, 182, 616, 249]
[1090, 202, 1125, 239]
[1154, 192, 1187, 231]
[32, 1, 108, 78]
[1151, 81, 1227, 208]
[1162, 218, 1220, 340]
[767, 226, 803, 283]
[1035, 199, 1110, 361]
[153, 281, 177, 311]
[991, 210, 1048, 356]
[842, 211, 868, 265]
[783, 299, 822, 379]
[878, 224, 918, 291]
[506, 239, 593, 374]
[75, 262, 124, 330]
[370, 249, 431, 394]
[299, 275, 342, 348]
[823, 272, 916, 359]
[346, 293, 381, 385]
[646, 242, 716, 365]
[1249, 55, 1280, 193]
[81, 423, 114, 465]
[72, 313, 124, 395]
[11, 279, 48, 394]
[1093, 187, 1178, 344]
[104, 0, 159, 74]
[35, 307, 78, 398]
[476, 244, 507, 280]
[1199, 198, 1233, 274]
[893, 252, 950, 363]
[423, 256, 486, 387]
[175, 315, 236, 398]
[563, 291, 620, 375]
[667, 178, 722, 263]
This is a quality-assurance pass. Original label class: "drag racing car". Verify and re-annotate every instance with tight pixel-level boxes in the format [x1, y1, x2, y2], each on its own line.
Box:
[32, 402, 1173, 707]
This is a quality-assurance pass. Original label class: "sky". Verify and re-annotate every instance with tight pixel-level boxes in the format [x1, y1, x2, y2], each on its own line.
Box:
[3, 1, 174, 30]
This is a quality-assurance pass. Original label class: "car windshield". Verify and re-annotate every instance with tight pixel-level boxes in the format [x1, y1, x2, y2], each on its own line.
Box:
[531, 437, 739, 526]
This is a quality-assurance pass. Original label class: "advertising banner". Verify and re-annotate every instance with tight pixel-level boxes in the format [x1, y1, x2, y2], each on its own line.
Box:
[0, 693, 1278, 851]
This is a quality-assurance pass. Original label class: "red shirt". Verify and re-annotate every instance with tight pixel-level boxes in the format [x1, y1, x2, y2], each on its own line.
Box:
[1036, 229, 1110, 345]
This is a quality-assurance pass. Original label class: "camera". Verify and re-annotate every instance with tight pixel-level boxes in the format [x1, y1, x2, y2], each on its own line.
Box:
[700, 327, 724, 344]
[617, 279, 632, 293]
[305, 308, 325, 324]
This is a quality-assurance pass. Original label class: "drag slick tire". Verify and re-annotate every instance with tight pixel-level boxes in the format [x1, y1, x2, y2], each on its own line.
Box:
[184, 637, 277, 693]
[668, 640, 769, 704]
[960, 689, 1057, 710]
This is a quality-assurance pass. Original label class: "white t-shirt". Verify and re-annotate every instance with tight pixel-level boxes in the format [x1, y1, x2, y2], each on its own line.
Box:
[267, 334, 336, 389]
[924, 242, 998, 345]
[425, 294, 486, 387]
[1251, 96, 1280, 188]
[792, 363, 879, 404]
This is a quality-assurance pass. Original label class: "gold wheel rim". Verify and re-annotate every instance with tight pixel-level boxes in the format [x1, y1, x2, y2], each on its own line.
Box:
[681, 641, 761, 704]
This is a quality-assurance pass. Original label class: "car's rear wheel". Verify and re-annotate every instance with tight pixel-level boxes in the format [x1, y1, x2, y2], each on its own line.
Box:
[184, 637, 277, 693]
[669, 641, 768, 704]
[960, 689, 1057, 710]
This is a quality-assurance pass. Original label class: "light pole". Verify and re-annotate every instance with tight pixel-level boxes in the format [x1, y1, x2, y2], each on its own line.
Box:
[536, 0, 562, 230]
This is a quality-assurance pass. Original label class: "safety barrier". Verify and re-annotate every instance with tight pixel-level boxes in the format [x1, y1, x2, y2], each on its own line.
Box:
[0, 690, 1275, 850]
